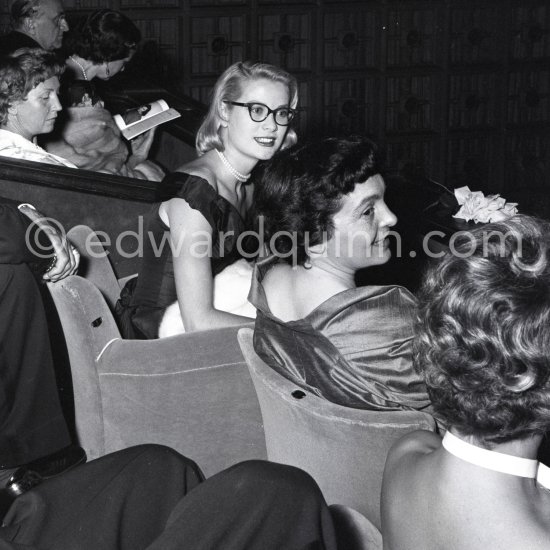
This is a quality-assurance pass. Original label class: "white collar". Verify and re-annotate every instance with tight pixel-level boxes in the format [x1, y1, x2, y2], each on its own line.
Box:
[537, 462, 550, 489]
[0, 129, 37, 147]
[0, 129, 77, 168]
[442, 430, 539, 479]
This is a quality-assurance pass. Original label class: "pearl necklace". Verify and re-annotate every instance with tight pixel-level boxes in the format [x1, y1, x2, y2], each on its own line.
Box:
[70, 56, 88, 81]
[215, 149, 250, 182]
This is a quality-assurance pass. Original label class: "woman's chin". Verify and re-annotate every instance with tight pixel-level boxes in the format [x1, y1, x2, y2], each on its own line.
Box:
[367, 246, 392, 267]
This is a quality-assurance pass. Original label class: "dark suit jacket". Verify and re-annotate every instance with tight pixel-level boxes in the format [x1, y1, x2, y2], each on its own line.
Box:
[0, 31, 40, 56]
[0, 197, 52, 266]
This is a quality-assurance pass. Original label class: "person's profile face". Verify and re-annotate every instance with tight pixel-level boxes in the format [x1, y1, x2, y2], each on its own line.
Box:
[9, 76, 62, 140]
[31, 0, 69, 51]
[320, 174, 398, 272]
[95, 54, 134, 81]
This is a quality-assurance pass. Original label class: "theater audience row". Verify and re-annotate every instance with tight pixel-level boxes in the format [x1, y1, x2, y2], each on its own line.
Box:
[0, 4, 548, 546]
[0, 10, 163, 179]
[3, 189, 548, 549]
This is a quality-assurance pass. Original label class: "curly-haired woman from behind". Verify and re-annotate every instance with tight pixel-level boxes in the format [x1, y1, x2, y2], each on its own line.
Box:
[250, 135, 431, 411]
[381, 214, 550, 550]
[43, 9, 164, 180]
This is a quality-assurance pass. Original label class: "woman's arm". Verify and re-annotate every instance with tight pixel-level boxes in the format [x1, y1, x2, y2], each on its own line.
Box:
[165, 197, 252, 332]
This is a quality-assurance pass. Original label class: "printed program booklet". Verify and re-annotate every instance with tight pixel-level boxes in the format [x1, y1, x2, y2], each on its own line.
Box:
[113, 99, 181, 140]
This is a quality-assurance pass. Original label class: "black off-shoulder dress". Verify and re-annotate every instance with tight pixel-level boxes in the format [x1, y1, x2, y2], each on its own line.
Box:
[117, 172, 248, 339]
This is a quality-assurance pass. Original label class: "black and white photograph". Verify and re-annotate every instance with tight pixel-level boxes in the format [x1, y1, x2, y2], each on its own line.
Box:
[0, 0, 549, 548]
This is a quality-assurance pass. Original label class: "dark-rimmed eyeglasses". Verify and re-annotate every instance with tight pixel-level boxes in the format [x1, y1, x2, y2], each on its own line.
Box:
[223, 101, 296, 126]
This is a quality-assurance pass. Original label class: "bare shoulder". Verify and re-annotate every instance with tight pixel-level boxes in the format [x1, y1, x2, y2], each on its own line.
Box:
[385, 429, 441, 469]
[383, 430, 442, 495]
[263, 262, 292, 288]
[263, 263, 298, 319]
[263, 263, 292, 300]
[162, 157, 218, 225]
[174, 157, 218, 192]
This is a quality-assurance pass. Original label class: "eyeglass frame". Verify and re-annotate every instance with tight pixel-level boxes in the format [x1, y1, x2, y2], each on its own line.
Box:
[223, 100, 297, 126]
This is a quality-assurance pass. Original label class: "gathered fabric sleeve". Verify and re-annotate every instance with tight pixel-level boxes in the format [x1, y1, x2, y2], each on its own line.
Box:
[250, 257, 431, 411]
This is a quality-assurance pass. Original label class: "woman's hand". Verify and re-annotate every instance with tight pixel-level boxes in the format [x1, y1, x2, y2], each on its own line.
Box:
[131, 161, 165, 182]
[130, 128, 156, 164]
[18, 205, 80, 282]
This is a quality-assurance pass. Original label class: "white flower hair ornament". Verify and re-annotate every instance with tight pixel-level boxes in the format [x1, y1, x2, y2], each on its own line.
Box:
[453, 186, 519, 224]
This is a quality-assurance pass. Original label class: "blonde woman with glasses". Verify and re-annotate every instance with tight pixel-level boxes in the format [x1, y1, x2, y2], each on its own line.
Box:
[117, 61, 298, 339]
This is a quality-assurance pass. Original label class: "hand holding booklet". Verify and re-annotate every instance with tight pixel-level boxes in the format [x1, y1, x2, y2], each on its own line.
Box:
[113, 99, 181, 140]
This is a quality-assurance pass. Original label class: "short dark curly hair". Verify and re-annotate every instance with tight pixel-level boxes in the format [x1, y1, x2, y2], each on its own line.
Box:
[253, 135, 384, 265]
[63, 9, 140, 63]
[415, 215, 550, 445]
[0, 48, 65, 126]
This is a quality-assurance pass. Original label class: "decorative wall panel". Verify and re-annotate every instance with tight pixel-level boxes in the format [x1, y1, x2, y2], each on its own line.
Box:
[385, 5, 444, 68]
[293, 79, 312, 138]
[322, 76, 379, 137]
[509, 4, 550, 61]
[188, 81, 218, 106]
[132, 17, 179, 84]
[448, 73, 497, 130]
[385, 74, 439, 133]
[385, 136, 439, 179]
[0, 0, 547, 191]
[507, 69, 550, 125]
[446, 133, 498, 191]
[257, 12, 312, 71]
[449, 5, 501, 65]
[504, 131, 550, 192]
[188, 14, 246, 77]
[322, 7, 378, 70]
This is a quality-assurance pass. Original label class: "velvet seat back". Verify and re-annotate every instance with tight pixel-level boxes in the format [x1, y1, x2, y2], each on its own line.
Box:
[238, 327, 437, 529]
[48, 275, 265, 475]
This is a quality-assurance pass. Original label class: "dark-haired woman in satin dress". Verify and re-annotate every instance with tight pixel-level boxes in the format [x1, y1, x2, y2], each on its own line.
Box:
[250, 135, 431, 411]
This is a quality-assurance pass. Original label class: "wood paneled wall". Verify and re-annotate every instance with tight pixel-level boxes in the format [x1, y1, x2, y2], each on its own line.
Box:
[1, 0, 549, 194]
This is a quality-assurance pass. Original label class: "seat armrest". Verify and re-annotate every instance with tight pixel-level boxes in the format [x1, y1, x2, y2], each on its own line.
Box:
[99, 323, 255, 376]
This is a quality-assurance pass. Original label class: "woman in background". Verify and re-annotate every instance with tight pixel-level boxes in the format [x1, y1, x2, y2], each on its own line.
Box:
[117, 61, 298, 339]
[250, 136, 430, 411]
[0, 48, 76, 167]
[43, 9, 164, 180]
[382, 215, 550, 550]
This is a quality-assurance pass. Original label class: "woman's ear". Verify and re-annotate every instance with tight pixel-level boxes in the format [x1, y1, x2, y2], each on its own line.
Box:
[306, 238, 329, 259]
[219, 100, 229, 127]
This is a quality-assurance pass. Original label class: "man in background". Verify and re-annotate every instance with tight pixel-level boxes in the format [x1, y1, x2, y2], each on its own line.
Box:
[0, 0, 68, 55]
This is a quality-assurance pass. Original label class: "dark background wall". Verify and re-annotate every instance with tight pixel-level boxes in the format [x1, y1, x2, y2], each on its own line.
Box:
[1, 0, 549, 196]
